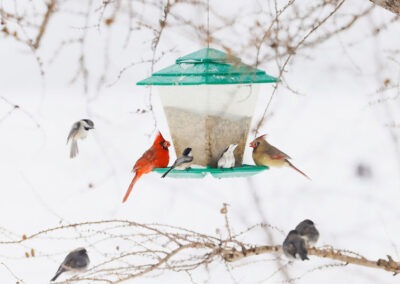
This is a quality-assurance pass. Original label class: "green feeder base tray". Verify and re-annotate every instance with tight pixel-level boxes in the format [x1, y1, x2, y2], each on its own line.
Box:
[153, 164, 268, 179]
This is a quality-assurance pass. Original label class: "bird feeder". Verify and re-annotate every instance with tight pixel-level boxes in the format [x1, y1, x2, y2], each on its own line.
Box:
[137, 48, 278, 178]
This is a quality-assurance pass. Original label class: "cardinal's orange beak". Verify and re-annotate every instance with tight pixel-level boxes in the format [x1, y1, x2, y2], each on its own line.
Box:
[249, 141, 255, 148]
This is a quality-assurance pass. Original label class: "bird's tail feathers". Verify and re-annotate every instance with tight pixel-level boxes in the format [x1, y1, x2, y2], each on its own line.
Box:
[70, 140, 79, 159]
[299, 250, 309, 261]
[161, 167, 174, 178]
[286, 160, 311, 180]
[122, 172, 142, 203]
[50, 267, 64, 282]
[298, 242, 309, 261]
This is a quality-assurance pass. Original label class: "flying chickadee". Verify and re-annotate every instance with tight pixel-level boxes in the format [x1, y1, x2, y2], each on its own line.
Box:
[51, 247, 90, 282]
[217, 144, 238, 168]
[67, 119, 94, 158]
[295, 219, 319, 247]
[162, 147, 193, 178]
[282, 230, 309, 261]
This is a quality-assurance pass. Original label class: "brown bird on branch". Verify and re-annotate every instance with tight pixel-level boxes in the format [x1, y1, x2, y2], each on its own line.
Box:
[249, 134, 310, 179]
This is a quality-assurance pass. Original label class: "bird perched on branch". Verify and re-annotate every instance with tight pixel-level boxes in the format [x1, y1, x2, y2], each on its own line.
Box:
[249, 134, 310, 179]
[161, 147, 193, 178]
[217, 144, 238, 168]
[295, 219, 319, 247]
[122, 132, 170, 203]
[282, 230, 309, 261]
[67, 119, 95, 158]
[51, 247, 90, 281]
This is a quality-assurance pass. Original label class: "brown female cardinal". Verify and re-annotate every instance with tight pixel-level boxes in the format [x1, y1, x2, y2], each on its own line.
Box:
[249, 134, 310, 179]
[122, 132, 170, 203]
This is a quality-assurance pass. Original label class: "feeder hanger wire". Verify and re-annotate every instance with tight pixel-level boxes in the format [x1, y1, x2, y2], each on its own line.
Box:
[207, 0, 210, 48]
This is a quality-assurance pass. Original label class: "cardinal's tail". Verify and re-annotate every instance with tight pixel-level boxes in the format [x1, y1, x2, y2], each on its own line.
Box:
[70, 140, 79, 159]
[122, 172, 142, 203]
[286, 160, 311, 180]
[161, 166, 174, 178]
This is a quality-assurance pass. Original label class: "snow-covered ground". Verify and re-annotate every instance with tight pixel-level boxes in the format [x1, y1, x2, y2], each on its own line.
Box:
[0, 0, 400, 283]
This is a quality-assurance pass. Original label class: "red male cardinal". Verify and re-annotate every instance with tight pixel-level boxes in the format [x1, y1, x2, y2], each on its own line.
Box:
[122, 132, 170, 203]
[249, 134, 310, 179]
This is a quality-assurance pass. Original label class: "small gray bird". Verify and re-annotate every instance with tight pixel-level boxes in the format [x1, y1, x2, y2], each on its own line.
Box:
[282, 230, 309, 261]
[295, 219, 319, 247]
[51, 247, 90, 281]
[67, 119, 94, 158]
[217, 144, 238, 168]
[161, 147, 193, 178]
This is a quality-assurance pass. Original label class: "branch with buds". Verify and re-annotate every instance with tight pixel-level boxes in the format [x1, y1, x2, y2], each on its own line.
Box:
[369, 0, 400, 15]
[222, 244, 400, 275]
[0, 216, 398, 283]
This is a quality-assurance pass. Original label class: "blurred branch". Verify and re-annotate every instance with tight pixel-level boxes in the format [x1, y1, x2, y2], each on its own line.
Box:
[33, 0, 57, 49]
[247, 179, 291, 280]
[0, 262, 25, 283]
[224, 245, 400, 275]
[0, 0, 391, 100]
[0, 96, 41, 128]
[370, 0, 400, 15]
[254, 0, 346, 134]
[1, 219, 399, 283]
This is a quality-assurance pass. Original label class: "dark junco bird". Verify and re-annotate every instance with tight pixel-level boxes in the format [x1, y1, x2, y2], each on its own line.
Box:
[51, 247, 90, 281]
[295, 219, 319, 247]
[161, 147, 193, 178]
[67, 119, 94, 158]
[282, 230, 309, 261]
[217, 144, 238, 168]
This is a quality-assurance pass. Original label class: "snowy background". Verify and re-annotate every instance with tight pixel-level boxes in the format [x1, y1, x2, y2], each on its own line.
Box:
[0, 0, 400, 283]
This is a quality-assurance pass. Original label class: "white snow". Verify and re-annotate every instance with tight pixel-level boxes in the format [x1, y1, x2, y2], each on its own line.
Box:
[0, 1, 399, 283]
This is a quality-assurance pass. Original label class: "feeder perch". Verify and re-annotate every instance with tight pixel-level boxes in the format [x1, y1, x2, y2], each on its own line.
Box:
[137, 48, 278, 178]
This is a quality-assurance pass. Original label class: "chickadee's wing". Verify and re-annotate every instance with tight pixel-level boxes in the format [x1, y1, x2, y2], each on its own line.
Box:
[175, 155, 193, 167]
[161, 155, 193, 178]
[217, 146, 229, 161]
[67, 122, 80, 143]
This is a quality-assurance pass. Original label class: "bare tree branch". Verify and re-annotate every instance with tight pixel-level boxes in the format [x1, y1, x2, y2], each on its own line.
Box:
[0, 219, 398, 283]
[369, 0, 400, 15]
[224, 245, 400, 275]
[33, 0, 57, 49]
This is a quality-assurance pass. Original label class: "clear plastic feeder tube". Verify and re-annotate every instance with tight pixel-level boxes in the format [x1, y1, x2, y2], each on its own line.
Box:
[158, 84, 260, 167]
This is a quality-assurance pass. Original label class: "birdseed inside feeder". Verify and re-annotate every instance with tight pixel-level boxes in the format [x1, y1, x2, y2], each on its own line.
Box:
[137, 48, 278, 178]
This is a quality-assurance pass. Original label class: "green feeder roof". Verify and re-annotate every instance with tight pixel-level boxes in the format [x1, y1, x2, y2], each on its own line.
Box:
[137, 48, 278, 85]
[153, 165, 269, 179]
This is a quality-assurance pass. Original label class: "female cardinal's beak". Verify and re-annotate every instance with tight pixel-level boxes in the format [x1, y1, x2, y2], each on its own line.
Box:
[249, 141, 255, 148]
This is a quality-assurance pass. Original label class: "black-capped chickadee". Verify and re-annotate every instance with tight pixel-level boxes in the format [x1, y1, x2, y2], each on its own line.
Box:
[217, 144, 238, 168]
[67, 119, 94, 158]
[162, 147, 193, 178]
[295, 219, 319, 247]
[282, 230, 309, 261]
[51, 247, 90, 281]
